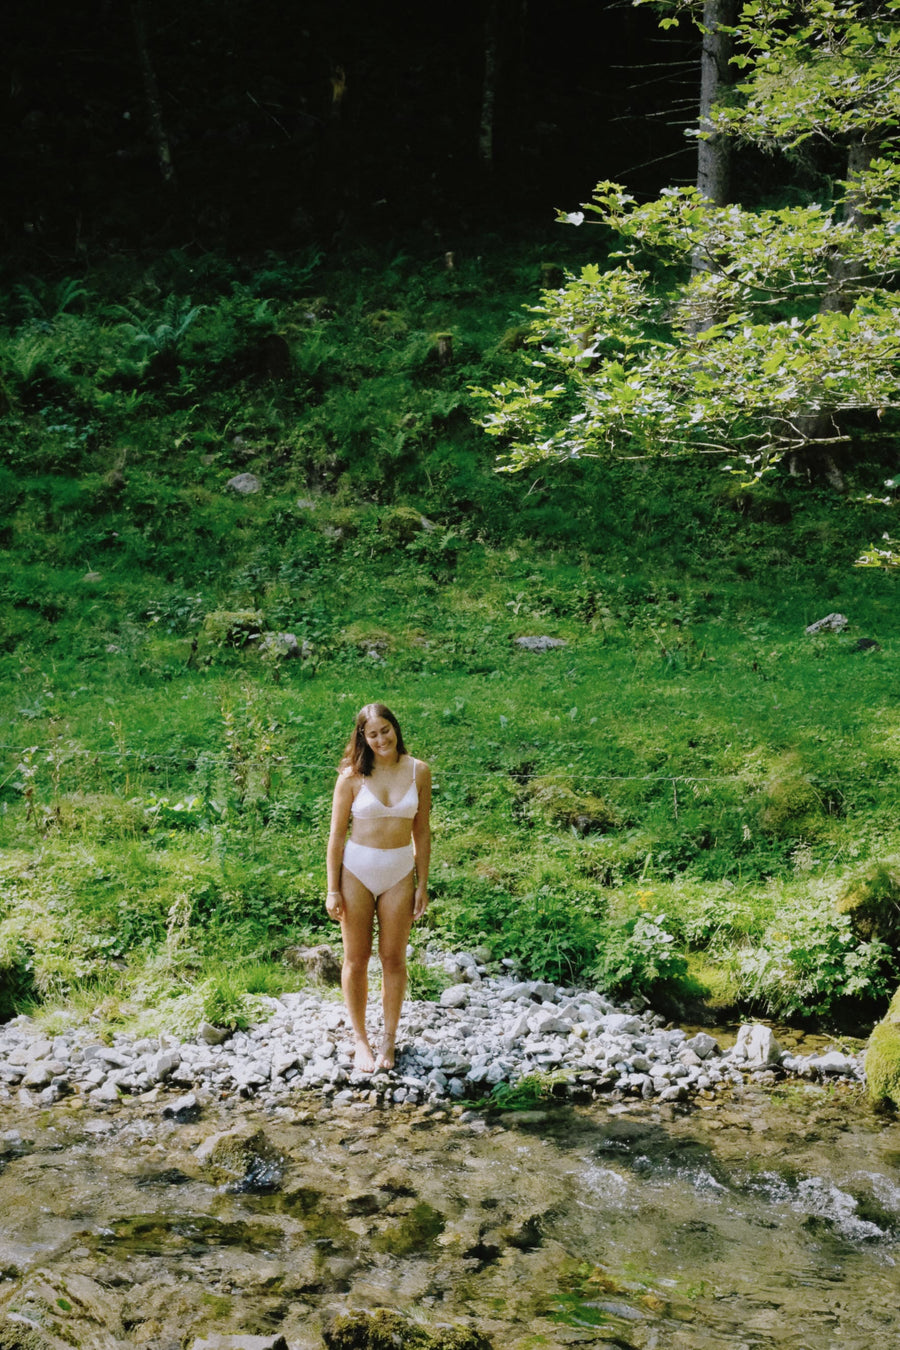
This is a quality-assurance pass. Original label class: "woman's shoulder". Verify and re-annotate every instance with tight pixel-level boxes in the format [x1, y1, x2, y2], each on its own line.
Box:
[335, 766, 360, 792]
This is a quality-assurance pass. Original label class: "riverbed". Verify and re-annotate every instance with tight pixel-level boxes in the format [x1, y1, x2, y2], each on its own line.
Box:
[1, 1070, 898, 1349]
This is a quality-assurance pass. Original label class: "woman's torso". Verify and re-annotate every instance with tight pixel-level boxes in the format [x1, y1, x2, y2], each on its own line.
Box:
[348, 754, 418, 849]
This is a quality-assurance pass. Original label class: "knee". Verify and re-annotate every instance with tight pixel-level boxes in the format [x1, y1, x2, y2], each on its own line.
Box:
[342, 952, 371, 978]
[379, 950, 407, 980]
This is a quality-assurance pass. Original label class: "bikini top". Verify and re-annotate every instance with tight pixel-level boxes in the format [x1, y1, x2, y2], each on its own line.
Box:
[351, 759, 419, 820]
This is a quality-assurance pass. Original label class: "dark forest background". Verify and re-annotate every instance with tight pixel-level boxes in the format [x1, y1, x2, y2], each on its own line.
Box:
[4, 0, 705, 260]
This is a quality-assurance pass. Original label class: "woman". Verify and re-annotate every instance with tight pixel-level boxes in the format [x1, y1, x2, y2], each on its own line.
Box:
[326, 703, 431, 1073]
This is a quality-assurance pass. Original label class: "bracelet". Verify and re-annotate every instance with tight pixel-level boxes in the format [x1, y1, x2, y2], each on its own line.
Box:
[327, 891, 340, 898]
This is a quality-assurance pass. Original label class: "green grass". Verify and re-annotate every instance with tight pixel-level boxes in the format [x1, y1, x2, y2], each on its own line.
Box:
[1, 240, 899, 1033]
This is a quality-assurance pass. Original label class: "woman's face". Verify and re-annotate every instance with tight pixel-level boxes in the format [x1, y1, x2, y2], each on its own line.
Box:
[363, 716, 398, 760]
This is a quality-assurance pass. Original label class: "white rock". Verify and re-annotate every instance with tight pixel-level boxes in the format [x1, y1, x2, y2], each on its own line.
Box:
[440, 985, 470, 1009]
[684, 1032, 719, 1060]
[731, 1024, 782, 1069]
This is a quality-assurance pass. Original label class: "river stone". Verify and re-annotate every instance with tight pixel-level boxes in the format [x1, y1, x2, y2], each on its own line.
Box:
[324, 1309, 492, 1350]
[162, 1092, 202, 1122]
[21, 1061, 55, 1089]
[440, 984, 470, 1008]
[199, 1021, 230, 1045]
[148, 1049, 181, 1082]
[195, 1125, 284, 1190]
[807, 1050, 858, 1076]
[685, 1032, 720, 1059]
[731, 1023, 782, 1068]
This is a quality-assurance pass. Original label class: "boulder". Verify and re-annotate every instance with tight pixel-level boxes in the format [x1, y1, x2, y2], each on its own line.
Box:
[684, 1032, 720, 1060]
[731, 1023, 782, 1069]
[514, 636, 567, 652]
[440, 985, 470, 1009]
[379, 506, 434, 547]
[866, 987, 900, 1109]
[525, 774, 618, 834]
[805, 612, 848, 634]
[194, 1126, 285, 1191]
[283, 944, 342, 985]
[259, 632, 309, 661]
[202, 610, 265, 649]
[199, 1021, 230, 1045]
[837, 863, 900, 944]
[226, 473, 261, 494]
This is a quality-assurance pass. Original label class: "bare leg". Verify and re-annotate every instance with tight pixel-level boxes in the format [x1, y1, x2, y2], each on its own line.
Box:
[339, 869, 377, 1073]
[374, 870, 415, 1070]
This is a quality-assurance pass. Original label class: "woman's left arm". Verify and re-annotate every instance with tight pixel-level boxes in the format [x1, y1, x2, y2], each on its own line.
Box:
[411, 761, 432, 920]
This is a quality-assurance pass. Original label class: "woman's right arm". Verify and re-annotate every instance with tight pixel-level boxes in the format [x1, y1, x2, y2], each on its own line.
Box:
[325, 773, 354, 919]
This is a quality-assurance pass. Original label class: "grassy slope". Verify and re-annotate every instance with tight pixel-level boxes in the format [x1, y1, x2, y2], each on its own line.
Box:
[1, 241, 899, 1033]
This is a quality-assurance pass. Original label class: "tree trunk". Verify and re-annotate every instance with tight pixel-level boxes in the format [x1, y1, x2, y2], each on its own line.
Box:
[130, 0, 177, 190]
[789, 138, 874, 487]
[479, 0, 500, 171]
[696, 0, 738, 209]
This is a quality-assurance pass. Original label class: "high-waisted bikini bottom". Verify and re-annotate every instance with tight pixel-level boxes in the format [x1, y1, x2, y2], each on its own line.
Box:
[342, 839, 415, 897]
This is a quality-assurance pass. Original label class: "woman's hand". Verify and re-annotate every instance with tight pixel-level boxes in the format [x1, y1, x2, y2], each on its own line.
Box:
[326, 890, 343, 922]
[413, 885, 429, 922]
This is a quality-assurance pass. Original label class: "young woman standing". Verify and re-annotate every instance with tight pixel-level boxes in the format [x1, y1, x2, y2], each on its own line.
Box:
[326, 703, 431, 1072]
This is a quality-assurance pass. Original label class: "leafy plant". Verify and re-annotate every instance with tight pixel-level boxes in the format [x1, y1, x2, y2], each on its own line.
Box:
[737, 896, 896, 1017]
[490, 1071, 567, 1110]
[593, 912, 687, 998]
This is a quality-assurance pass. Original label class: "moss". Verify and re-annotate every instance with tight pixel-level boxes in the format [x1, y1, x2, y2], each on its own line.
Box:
[324, 1309, 492, 1350]
[758, 773, 824, 840]
[837, 863, 900, 944]
[201, 609, 264, 648]
[379, 506, 431, 547]
[527, 776, 619, 835]
[866, 986, 900, 1109]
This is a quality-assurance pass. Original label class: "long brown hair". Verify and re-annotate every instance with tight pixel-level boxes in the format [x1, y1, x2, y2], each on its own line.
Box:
[340, 702, 408, 777]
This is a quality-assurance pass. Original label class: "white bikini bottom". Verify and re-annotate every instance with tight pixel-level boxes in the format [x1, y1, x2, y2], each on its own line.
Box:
[342, 839, 415, 897]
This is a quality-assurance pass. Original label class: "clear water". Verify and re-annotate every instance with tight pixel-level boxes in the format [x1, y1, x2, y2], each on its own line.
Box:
[1, 1078, 898, 1349]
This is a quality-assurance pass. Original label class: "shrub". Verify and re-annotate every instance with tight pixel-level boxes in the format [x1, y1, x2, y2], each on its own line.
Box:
[592, 912, 687, 998]
[738, 894, 896, 1017]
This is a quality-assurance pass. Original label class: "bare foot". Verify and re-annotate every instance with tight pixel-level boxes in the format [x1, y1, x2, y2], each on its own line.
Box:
[375, 1036, 396, 1072]
[353, 1039, 376, 1074]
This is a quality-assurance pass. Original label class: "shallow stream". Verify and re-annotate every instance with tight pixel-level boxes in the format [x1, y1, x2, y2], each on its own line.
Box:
[1, 1072, 899, 1349]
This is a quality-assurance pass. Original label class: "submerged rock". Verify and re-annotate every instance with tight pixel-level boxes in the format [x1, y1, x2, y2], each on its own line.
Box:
[194, 1126, 284, 1191]
[324, 1309, 492, 1350]
[191, 1337, 288, 1350]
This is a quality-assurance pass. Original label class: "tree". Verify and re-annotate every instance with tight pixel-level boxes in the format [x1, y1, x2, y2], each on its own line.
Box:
[475, 0, 900, 484]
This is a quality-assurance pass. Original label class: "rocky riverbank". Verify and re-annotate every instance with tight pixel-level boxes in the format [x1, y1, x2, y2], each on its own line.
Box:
[0, 949, 866, 1115]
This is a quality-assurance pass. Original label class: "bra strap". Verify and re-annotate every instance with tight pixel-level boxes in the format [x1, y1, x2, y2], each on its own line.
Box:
[412, 757, 418, 783]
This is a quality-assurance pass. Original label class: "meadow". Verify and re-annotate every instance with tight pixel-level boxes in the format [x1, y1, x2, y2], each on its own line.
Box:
[2, 241, 899, 1036]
